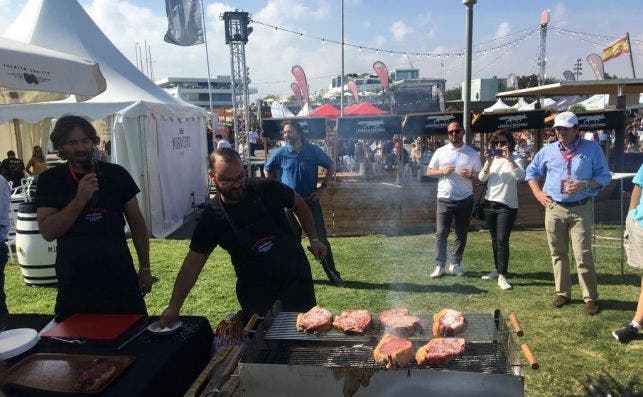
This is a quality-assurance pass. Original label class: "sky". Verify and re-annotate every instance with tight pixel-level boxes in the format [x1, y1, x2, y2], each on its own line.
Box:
[1, 0, 642, 99]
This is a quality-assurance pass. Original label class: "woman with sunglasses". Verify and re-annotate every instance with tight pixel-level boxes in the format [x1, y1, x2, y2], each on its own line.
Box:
[478, 130, 525, 290]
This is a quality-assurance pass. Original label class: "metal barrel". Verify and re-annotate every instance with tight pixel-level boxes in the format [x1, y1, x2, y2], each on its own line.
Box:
[15, 202, 57, 286]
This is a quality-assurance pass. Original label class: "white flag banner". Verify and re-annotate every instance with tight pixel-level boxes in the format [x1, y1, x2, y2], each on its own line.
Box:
[164, 0, 204, 46]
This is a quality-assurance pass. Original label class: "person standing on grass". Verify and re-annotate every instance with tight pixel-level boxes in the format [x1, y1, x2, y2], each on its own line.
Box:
[525, 111, 611, 315]
[34, 115, 152, 318]
[264, 121, 344, 286]
[612, 163, 643, 343]
[426, 120, 482, 279]
[478, 130, 525, 290]
[159, 148, 325, 325]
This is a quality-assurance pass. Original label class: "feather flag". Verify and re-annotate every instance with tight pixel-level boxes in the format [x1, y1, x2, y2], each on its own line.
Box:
[164, 0, 204, 46]
[602, 36, 630, 62]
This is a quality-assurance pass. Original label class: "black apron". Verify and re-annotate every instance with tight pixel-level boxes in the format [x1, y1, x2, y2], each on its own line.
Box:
[54, 166, 146, 318]
[217, 190, 315, 320]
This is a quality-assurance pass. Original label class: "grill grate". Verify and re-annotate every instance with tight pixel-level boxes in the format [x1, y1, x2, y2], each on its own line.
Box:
[251, 342, 515, 375]
[264, 312, 501, 343]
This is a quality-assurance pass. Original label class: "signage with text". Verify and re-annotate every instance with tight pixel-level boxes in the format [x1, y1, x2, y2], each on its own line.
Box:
[262, 117, 327, 140]
[402, 112, 464, 136]
[337, 116, 402, 140]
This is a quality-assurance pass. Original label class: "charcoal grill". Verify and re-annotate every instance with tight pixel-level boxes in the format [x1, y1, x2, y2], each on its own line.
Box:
[236, 302, 532, 397]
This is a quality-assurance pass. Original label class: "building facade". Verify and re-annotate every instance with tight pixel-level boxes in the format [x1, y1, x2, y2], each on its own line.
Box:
[156, 76, 234, 109]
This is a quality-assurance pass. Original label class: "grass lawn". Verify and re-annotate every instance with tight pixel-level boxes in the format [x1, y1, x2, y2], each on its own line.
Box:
[4, 227, 642, 396]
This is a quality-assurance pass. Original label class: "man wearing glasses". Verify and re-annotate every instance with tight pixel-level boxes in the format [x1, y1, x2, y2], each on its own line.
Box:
[526, 111, 611, 315]
[160, 148, 326, 324]
[426, 121, 482, 278]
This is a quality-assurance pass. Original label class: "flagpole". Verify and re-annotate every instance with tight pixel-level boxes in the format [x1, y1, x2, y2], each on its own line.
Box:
[626, 32, 636, 78]
[200, 0, 214, 113]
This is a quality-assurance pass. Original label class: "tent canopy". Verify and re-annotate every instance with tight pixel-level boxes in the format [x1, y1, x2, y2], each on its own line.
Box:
[483, 99, 512, 113]
[497, 79, 643, 97]
[310, 103, 340, 118]
[344, 102, 387, 116]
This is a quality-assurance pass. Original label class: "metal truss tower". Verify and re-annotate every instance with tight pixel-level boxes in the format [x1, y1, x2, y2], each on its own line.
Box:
[222, 11, 252, 165]
[537, 9, 550, 86]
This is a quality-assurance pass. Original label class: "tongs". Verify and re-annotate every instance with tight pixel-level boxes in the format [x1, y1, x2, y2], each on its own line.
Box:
[307, 246, 345, 286]
[48, 336, 87, 344]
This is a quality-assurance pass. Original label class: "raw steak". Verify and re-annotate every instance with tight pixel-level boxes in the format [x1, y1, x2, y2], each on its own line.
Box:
[332, 309, 372, 334]
[379, 309, 421, 336]
[416, 337, 466, 366]
[73, 358, 118, 393]
[432, 309, 466, 336]
[296, 306, 333, 334]
[373, 333, 415, 369]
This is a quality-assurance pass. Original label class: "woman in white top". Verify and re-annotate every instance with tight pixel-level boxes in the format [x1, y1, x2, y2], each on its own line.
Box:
[478, 130, 526, 290]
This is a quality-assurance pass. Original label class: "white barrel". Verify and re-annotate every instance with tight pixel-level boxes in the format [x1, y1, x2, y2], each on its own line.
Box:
[15, 203, 57, 286]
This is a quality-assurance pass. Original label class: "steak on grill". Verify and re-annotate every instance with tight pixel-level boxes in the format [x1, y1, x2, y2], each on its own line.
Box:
[296, 306, 333, 334]
[332, 309, 372, 334]
[373, 333, 415, 369]
[379, 309, 421, 336]
[415, 337, 466, 366]
[432, 309, 466, 336]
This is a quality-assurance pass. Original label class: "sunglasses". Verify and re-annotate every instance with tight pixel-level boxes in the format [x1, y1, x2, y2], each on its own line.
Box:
[447, 129, 463, 135]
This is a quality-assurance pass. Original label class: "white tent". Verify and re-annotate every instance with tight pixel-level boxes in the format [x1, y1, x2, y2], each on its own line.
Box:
[511, 97, 535, 111]
[296, 102, 310, 117]
[483, 99, 512, 113]
[576, 94, 609, 110]
[270, 101, 295, 118]
[1, 0, 208, 238]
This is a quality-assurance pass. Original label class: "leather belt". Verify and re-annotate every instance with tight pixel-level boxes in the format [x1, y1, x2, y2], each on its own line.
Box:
[555, 198, 590, 207]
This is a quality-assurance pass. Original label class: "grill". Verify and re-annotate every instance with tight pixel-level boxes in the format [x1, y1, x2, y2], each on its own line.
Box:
[236, 303, 530, 397]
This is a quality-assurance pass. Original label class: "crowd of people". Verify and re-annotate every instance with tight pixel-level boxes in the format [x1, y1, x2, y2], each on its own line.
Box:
[0, 111, 641, 346]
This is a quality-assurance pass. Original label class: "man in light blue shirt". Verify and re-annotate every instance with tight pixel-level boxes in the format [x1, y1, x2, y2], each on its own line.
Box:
[265, 121, 343, 285]
[526, 111, 611, 315]
[0, 174, 11, 326]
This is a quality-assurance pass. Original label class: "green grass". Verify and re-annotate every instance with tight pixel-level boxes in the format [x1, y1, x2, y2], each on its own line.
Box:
[5, 228, 642, 396]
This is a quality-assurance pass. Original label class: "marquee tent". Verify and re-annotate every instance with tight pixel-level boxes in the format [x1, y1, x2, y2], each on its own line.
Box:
[309, 103, 340, 118]
[511, 98, 535, 111]
[483, 99, 512, 113]
[344, 102, 387, 116]
[0, 0, 208, 238]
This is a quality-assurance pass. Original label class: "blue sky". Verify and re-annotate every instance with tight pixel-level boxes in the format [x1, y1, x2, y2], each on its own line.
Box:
[1, 0, 642, 97]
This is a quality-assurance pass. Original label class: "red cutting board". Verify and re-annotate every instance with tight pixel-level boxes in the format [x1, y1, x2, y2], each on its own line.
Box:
[41, 314, 144, 341]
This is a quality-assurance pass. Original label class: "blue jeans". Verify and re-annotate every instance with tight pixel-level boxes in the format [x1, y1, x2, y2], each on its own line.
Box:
[435, 196, 474, 267]
[0, 242, 8, 315]
[483, 200, 517, 275]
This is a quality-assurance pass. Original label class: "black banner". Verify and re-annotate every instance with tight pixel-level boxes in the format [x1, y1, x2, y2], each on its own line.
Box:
[402, 112, 464, 136]
[471, 110, 545, 132]
[337, 115, 403, 140]
[575, 110, 624, 131]
[261, 117, 327, 140]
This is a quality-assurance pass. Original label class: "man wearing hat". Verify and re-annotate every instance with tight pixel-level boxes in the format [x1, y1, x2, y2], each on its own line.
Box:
[526, 111, 611, 315]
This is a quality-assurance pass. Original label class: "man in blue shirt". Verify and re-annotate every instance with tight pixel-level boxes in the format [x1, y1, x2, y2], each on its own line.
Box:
[526, 111, 611, 315]
[265, 121, 344, 286]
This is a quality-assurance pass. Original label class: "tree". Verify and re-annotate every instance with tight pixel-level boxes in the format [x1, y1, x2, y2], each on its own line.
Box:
[445, 86, 462, 101]
[570, 104, 587, 113]
[517, 74, 559, 89]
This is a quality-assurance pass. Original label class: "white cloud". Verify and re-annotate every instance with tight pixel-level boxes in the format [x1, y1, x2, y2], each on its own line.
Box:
[551, 3, 566, 24]
[495, 22, 510, 39]
[389, 20, 412, 42]
[417, 11, 437, 41]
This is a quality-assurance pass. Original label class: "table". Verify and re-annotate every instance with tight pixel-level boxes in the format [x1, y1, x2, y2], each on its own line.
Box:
[2, 314, 213, 397]
[592, 172, 636, 275]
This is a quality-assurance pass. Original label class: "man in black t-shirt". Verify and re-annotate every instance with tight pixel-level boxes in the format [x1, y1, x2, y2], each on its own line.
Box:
[34, 115, 152, 318]
[159, 148, 326, 325]
[0, 151, 25, 188]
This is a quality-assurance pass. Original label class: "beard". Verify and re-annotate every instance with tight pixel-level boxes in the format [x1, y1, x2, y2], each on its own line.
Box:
[215, 181, 247, 202]
[62, 150, 93, 171]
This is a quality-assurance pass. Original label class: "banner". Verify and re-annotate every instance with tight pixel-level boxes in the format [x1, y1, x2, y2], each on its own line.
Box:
[262, 117, 327, 140]
[337, 116, 402, 140]
[471, 110, 545, 132]
[291, 82, 303, 106]
[507, 73, 518, 89]
[586, 54, 605, 80]
[291, 65, 309, 101]
[602, 36, 630, 62]
[163, 0, 204, 46]
[372, 61, 390, 91]
[347, 79, 359, 103]
[562, 70, 576, 81]
[402, 112, 464, 136]
[575, 110, 624, 131]
[435, 86, 445, 112]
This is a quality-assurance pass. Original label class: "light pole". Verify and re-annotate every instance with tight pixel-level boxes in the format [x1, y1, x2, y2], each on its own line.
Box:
[462, 0, 476, 143]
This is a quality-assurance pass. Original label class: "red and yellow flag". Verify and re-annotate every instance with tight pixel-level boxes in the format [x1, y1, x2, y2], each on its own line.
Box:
[602, 36, 630, 62]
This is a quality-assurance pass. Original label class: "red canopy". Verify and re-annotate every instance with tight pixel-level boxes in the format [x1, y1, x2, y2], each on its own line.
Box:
[344, 102, 388, 116]
[310, 103, 340, 118]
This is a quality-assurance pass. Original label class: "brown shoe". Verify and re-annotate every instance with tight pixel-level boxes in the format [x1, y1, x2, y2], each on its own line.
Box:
[553, 295, 570, 308]
[585, 300, 599, 315]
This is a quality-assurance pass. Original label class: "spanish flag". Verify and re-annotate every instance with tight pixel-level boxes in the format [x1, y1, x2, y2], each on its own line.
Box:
[602, 36, 630, 62]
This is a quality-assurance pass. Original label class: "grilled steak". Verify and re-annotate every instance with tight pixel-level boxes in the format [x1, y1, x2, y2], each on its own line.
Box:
[432, 309, 466, 336]
[332, 309, 372, 334]
[416, 337, 466, 366]
[73, 358, 117, 393]
[379, 309, 421, 336]
[373, 333, 415, 369]
[296, 306, 333, 334]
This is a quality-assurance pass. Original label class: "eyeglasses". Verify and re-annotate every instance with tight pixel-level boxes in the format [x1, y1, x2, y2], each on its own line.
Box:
[447, 129, 462, 135]
[213, 170, 245, 186]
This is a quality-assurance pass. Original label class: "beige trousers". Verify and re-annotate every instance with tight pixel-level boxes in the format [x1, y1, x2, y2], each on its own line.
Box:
[545, 201, 598, 302]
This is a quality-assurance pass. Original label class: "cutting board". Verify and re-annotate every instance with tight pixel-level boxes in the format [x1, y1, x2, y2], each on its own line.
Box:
[6, 353, 135, 394]
[41, 313, 144, 341]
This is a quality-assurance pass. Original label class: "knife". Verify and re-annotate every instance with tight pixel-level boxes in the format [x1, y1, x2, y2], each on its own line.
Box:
[116, 318, 149, 350]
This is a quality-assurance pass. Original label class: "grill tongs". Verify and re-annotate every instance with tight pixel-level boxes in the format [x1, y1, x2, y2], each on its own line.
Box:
[307, 246, 345, 286]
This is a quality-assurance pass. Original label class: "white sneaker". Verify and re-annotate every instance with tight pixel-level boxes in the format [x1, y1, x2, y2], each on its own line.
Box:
[430, 266, 445, 279]
[448, 264, 464, 277]
[498, 275, 512, 290]
[482, 269, 498, 280]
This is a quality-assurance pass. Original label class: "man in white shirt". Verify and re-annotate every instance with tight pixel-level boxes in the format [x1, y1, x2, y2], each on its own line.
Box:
[426, 121, 482, 278]
[247, 128, 259, 157]
[215, 134, 232, 150]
